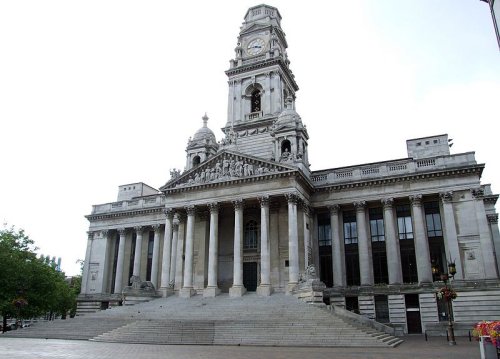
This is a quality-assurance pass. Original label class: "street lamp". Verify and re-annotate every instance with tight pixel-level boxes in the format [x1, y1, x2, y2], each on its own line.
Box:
[433, 261, 457, 346]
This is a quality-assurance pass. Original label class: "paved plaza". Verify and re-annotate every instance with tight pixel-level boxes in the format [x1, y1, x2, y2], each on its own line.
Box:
[0, 336, 479, 359]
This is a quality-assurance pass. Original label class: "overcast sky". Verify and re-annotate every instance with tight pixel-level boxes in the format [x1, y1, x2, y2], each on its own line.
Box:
[1, 1, 499, 276]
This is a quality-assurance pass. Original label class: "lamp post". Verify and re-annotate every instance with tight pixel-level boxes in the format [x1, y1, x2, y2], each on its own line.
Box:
[432, 261, 457, 346]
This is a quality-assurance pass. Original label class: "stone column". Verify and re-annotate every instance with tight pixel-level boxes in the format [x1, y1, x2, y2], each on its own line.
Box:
[257, 195, 272, 296]
[230, 199, 246, 297]
[329, 205, 346, 287]
[160, 209, 174, 296]
[440, 192, 463, 280]
[97, 230, 110, 294]
[150, 224, 161, 289]
[487, 213, 500, 277]
[264, 72, 271, 115]
[354, 201, 373, 286]
[472, 188, 499, 279]
[132, 226, 143, 278]
[170, 214, 180, 289]
[410, 195, 433, 285]
[80, 231, 94, 294]
[382, 198, 403, 285]
[114, 228, 127, 294]
[286, 193, 299, 292]
[204, 203, 221, 297]
[181, 206, 196, 297]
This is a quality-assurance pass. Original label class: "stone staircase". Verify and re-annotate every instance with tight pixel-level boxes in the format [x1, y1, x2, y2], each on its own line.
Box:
[3, 293, 403, 347]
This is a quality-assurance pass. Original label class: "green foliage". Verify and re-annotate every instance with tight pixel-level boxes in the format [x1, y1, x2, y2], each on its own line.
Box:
[0, 225, 78, 323]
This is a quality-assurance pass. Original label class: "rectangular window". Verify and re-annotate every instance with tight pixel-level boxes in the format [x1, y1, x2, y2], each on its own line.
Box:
[128, 233, 136, 285]
[318, 215, 331, 247]
[343, 211, 357, 244]
[369, 207, 385, 242]
[146, 231, 154, 281]
[425, 202, 443, 237]
[396, 205, 414, 240]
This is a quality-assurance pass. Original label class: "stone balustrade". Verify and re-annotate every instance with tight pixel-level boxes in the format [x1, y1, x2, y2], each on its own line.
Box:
[92, 195, 165, 214]
[311, 152, 477, 185]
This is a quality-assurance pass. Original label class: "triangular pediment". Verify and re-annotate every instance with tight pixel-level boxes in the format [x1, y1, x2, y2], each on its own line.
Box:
[240, 22, 271, 35]
[160, 150, 297, 192]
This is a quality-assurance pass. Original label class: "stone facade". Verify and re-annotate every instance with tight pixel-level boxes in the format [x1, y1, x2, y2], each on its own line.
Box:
[79, 4, 500, 334]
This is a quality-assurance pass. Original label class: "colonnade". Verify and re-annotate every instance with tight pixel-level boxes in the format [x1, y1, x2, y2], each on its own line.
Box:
[97, 193, 305, 297]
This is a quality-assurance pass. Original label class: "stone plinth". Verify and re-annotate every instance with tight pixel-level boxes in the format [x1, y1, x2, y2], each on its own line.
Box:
[257, 284, 272, 296]
[203, 286, 221, 297]
[229, 285, 247, 297]
[179, 287, 196, 298]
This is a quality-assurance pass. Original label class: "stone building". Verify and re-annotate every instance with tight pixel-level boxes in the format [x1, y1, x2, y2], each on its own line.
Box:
[79, 4, 500, 333]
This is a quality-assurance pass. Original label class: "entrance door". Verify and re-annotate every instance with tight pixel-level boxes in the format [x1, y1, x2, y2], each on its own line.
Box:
[243, 262, 258, 291]
[405, 294, 422, 334]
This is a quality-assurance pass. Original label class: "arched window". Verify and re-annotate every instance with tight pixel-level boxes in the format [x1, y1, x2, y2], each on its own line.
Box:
[251, 89, 261, 112]
[281, 140, 291, 153]
[244, 220, 258, 250]
[192, 155, 200, 167]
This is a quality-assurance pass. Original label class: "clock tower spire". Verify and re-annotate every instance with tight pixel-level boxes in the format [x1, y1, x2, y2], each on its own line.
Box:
[222, 4, 308, 173]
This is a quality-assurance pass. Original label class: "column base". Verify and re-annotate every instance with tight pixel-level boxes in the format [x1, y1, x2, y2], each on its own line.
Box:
[203, 286, 221, 297]
[179, 287, 196, 298]
[286, 282, 298, 294]
[159, 287, 174, 298]
[229, 285, 247, 297]
[257, 284, 272, 296]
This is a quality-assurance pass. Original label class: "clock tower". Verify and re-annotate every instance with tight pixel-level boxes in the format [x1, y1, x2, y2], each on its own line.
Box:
[222, 4, 309, 175]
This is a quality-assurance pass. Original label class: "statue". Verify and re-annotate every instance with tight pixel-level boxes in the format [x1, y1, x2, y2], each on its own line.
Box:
[170, 168, 181, 179]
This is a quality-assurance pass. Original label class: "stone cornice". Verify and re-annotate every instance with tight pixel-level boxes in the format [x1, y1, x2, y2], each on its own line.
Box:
[314, 164, 484, 193]
[85, 207, 164, 222]
[484, 195, 499, 205]
[225, 58, 299, 91]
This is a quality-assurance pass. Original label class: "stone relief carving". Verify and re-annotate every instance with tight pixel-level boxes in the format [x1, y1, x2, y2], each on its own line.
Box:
[174, 154, 280, 188]
[170, 168, 181, 180]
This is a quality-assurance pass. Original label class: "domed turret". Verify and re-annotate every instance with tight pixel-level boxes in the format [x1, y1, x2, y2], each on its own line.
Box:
[275, 96, 303, 129]
[185, 114, 219, 171]
[191, 113, 217, 146]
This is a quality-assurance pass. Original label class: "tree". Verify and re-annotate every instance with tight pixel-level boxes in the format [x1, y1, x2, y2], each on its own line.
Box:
[0, 225, 77, 331]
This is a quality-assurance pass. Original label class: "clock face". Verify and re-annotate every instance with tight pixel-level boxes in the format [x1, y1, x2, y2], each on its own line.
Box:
[247, 38, 265, 56]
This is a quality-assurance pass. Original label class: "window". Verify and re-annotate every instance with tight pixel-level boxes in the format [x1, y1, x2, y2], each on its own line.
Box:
[192, 155, 201, 167]
[425, 202, 443, 237]
[343, 211, 357, 244]
[343, 210, 360, 286]
[396, 205, 413, 240]
[369, 207, 385, 242]
[128, 233, 136, 285]
[244, 220, 258, 250]
[318, 215, 331, 247]
[146, 231, 154, 281]
[251, 89, 261, 112]
[281, 139, 291, 156]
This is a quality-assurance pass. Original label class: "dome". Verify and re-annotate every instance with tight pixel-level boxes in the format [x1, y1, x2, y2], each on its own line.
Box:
[191, 114, 216, 145]
[275, 96, 302, 128]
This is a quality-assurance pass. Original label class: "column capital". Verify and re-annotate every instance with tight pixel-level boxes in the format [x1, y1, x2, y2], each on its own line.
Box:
[487, 213, 499, 224]
[100, 229, 109, 238]
[152, 224, 161, 232]
[381, 197, 394, 209]
[232, 199, 244, 210]
[285, 193, 298, 204]
[185, 205, 196, 216]
[440, 191, 453, 203]
[409, 194, 423, 206]
[353, 201, 366, 211]
[328, 204, 340, 216]
[259, 195, 270, 207]
[471, 187, 485, 199]
[164, 208, 174, 219]
[134, 226, 143, 234]
[117, 228, 126, 235]
[87, 231, 94, 240]
[172, 221, 180, 231]
[208, 202, 219, 213]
